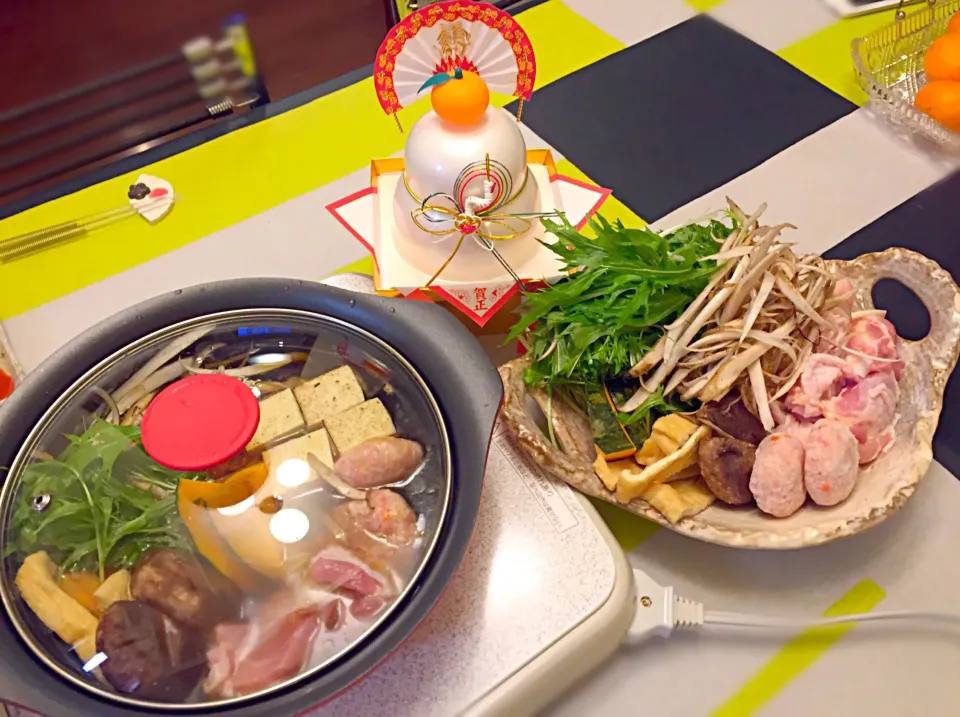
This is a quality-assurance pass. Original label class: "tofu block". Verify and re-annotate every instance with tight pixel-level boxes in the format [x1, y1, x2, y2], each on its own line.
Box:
[325, 398, 396, 453]
[247, 389, 305, 451]
[263, 428, 334, 473]
[293, 366, 365, 428]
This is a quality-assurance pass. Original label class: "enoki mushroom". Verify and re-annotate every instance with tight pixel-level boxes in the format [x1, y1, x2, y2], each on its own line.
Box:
[621, 198, 835, 431]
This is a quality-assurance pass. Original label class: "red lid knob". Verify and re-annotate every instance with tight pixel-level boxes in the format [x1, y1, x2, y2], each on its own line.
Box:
[141, 374, 260, 471]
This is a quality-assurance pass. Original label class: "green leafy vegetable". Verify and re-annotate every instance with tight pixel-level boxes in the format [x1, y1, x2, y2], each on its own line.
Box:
[6, 419, 202, 579]
[507, 213, 734, 430]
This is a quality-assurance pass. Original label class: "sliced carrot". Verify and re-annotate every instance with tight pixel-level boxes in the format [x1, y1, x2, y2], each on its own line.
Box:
[178, 494, 270, 594]
[178, 462, 268, 509]
[58, 572, 101, 615]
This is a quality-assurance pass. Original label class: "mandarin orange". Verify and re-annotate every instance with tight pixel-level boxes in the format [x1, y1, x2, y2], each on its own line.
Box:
[431, 70, 489, 126]
[948, 11, 960, 35]
[914, 80, 960, 133]
[924, 33, 960, 82]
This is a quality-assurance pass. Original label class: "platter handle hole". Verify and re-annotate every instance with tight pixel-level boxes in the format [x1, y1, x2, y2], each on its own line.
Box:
[524, 393, 549, 434]
[871, 278, 931, 341]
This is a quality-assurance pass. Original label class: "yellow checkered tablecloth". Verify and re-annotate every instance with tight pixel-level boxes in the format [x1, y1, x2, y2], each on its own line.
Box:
[3, 2, 960, 715]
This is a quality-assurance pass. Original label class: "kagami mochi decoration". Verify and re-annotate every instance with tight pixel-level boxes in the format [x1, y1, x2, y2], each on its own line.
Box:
[327, 2, 609, 330]
[372, 2, 554, 286]
[373, 0, 536, 122]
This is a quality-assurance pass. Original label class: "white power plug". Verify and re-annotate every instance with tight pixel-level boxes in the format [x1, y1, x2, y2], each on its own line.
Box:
[624, 567, 960, 646]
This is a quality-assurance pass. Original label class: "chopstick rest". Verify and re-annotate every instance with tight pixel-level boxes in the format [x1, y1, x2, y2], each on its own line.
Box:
[0, 173, 176, 263]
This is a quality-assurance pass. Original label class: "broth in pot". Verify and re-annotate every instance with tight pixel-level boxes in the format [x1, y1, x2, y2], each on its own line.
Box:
[1, 312, 450, 708]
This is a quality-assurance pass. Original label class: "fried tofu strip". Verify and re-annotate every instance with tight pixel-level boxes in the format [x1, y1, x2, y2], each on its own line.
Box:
[616, 426, 711, 503]
[641, 478, 716, 524]
[16, 552, 98, 645]
[93, 569, 131, 614]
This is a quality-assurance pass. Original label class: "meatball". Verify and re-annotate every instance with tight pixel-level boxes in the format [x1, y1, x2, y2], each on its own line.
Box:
[803, 419, 860, 506]
[334, 437, 424, 489]
[697, 392, 767, 445]
[698, 437, 757, 505]
[750, 433, 806, 518]
[96, 600, 204, 700]
[131, 549, 241, 631]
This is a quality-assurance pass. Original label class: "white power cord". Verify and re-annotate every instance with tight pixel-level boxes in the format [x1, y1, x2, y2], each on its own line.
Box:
[626, 568, 960, 645]
[701, 610, 960, 629]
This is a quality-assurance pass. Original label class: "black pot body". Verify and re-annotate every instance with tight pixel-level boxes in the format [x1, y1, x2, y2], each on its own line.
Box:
[0, 278, 502, 716]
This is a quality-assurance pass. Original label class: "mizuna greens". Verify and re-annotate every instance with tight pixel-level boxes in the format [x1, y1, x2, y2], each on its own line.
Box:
[508, 214, 735, 443]
[6, 419, 200, 579]
[508, 214, 735, 388]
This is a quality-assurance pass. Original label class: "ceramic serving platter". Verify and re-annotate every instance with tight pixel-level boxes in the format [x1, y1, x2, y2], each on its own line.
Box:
[498, 248, 960, 549]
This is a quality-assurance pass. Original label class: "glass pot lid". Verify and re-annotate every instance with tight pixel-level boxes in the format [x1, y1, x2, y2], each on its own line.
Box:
[0, 310, 450, 709]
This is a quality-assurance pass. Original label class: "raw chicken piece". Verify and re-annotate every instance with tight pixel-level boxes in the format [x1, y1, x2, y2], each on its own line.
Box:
[332, 489, 418, 558]
[773, 400, 814, 431]
[785, 353, 860, 419]
[204, 605, 322, 698]
[845, 315, 903, 378]
[785, 386, 824, 419]
[204, 623, 249, 697]
[800, 354, 863, 396]
[803, 419, 860, 506]
[321, 598, 346, 631]
[856, 420, 897, 464]
[309, 557, 383, 597]
[350, 595, 387, 621]
[779, 304, 902, 472]
[822, 371, 899, 464]
[750, 433, 806, 518]
[833, 277, 856, 309]
[308, 545, 391, 597]
[816, 305, 853, 354]
[229, 606, 322, 696]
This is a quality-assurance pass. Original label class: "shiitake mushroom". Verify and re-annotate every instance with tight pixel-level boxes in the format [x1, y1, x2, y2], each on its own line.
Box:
[696, 391, 767, 446]
[131, 549, 241, 631]
[96, 600, 205, 700]
[698, 437, 757, 505]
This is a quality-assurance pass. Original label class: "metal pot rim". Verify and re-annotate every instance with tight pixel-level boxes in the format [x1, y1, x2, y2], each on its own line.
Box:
[0, 307, 453, 711]
[0, 278, 501, 717]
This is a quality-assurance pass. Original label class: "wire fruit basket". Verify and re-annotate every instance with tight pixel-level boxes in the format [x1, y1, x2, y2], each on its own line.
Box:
[852, 0, 960, 151]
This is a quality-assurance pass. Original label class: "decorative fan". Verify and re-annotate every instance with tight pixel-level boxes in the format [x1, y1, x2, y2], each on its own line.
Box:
[373, 1, 536, 120]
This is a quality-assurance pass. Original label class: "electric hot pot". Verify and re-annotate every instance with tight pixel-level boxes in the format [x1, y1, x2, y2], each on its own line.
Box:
[0, 277, 502, 716]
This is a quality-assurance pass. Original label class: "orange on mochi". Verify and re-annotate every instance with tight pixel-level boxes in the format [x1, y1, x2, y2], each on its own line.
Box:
[430, 70, 490, 126]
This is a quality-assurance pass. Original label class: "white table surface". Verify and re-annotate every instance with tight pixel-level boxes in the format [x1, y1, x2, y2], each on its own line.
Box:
[4, 2, 960, 715]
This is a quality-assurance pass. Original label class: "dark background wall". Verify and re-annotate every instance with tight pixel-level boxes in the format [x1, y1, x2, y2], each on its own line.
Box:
[0, 0, 388, 202]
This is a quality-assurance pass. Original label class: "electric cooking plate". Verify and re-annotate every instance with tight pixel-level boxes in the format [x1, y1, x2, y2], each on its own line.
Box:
[2, 421, 633, 717]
